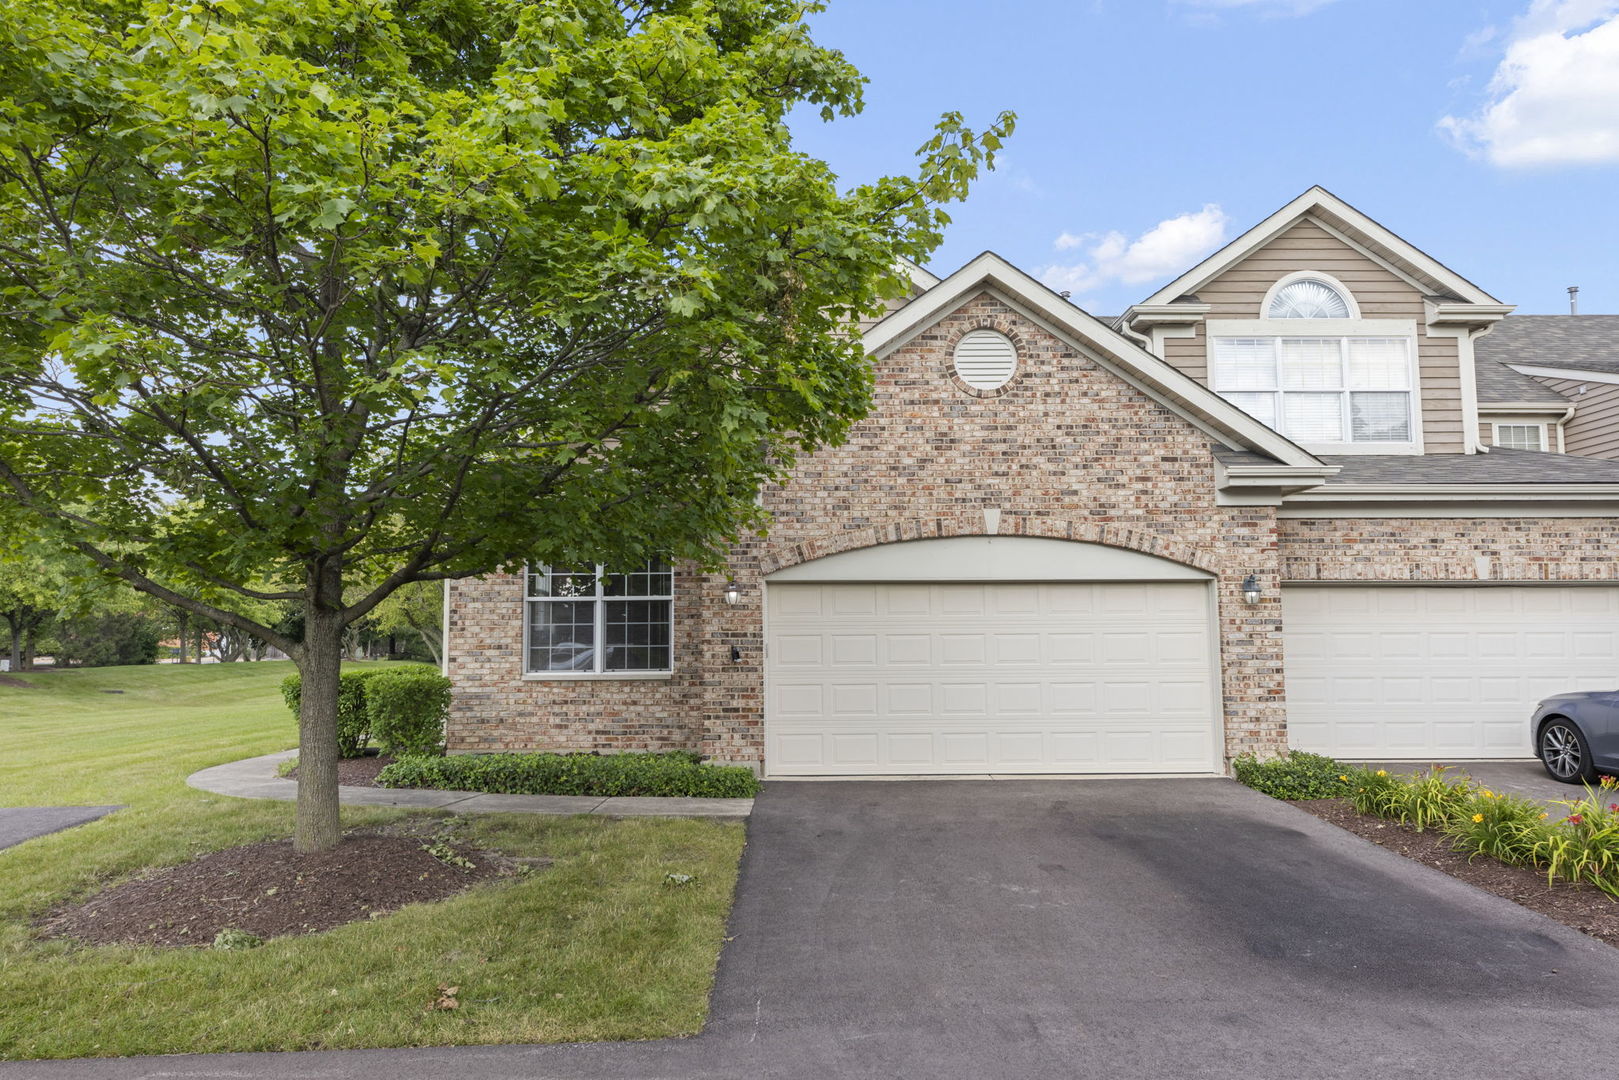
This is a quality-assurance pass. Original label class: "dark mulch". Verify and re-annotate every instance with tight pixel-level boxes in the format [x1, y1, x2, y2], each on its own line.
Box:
[1293, 798, 1619, 949]
[0, 674, 35, 688]
[287, 753, 394, 787]
[38, 827, 508, 948]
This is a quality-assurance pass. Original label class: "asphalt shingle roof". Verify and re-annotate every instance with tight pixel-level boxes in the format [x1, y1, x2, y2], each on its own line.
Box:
[1474, 356, 1570, 405]
[1317, 448, 1619, 485]
[1213, 446, 1619, 485]
[1475, 315, 1619, 376]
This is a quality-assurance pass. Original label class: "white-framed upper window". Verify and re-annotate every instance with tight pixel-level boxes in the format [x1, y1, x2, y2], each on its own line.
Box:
[525, 559, 673, 675]
[1212, 335, 1415, 447]
[1263, 271, 1361, 320]
[1493, 423, 1547, 451]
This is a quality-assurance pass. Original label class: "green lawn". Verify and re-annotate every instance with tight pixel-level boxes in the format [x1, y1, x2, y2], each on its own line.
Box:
[0, 663, 745, 1060]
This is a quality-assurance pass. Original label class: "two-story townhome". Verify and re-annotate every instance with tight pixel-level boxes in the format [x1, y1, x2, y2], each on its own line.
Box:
[445, 187, 1619, 776]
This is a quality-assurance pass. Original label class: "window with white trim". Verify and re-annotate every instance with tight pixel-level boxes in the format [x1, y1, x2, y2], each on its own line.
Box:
[1493, 423, 1547, 451]
[1212, 336, 1414, 445]
[1266, 277, 1354, 319]
[525, 559, 672, 675]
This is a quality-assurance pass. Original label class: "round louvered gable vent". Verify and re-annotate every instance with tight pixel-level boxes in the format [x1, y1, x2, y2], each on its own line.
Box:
[953, 329, 1018, 390]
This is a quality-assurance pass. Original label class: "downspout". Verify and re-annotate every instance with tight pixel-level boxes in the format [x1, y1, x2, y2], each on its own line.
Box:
[1458, 324, 1487, 455]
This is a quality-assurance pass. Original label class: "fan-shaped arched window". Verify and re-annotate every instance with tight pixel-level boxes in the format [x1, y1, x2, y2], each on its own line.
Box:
[1265, 275, 1356, 319]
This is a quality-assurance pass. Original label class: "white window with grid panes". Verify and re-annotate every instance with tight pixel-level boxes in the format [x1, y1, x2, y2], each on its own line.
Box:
[524, 560, 673, 677]
[1211, 335, 1418, 451]
[1493, 423, 1547, 451]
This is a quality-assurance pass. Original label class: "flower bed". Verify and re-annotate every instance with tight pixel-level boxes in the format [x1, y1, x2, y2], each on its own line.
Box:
[1350, 766, 1619, 897]
[376, 749, 761, 799]
[1234, 751, 1619, 897]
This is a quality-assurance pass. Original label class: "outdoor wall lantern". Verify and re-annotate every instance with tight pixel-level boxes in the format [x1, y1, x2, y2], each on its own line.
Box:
[1241, 573, 1262, 606]
[723, 580, 741, 606]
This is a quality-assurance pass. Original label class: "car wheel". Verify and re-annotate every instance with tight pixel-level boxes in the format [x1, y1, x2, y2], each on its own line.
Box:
[1539, 718, 1596, 785]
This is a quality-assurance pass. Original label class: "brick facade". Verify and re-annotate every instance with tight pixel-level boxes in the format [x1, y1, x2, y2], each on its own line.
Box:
[1279, 518, 1619, 583]
[447, 292, 1295, 766]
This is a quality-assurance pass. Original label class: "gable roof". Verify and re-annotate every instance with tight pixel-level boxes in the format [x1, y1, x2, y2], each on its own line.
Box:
[1137, 187, 1501, 309]
[1477, 315, 1619, 377]
[862, 251, 1328, 471]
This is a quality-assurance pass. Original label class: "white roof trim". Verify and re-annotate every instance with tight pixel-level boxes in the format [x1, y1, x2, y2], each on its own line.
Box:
[860, 251, 1324, 468]
[897, 257, 940, 292]
[1477, 401, 1575, 415]
[1283, 483, 1619, 503]
[1138, 187, 1500, 309]
[1508, 364, 1619, 387]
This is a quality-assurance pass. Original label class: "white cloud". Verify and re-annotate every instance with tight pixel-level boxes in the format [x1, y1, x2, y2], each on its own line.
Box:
[1173, 0, 1340, 17]
[1441, 2, 1619, 167]
[1040, 205, 1230, 297]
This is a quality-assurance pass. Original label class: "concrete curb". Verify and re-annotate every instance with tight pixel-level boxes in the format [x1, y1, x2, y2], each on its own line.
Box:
[187, 751, 753, 819]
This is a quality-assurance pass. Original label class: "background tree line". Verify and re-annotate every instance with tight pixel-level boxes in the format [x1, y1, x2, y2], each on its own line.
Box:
[0, 544, 441, 671]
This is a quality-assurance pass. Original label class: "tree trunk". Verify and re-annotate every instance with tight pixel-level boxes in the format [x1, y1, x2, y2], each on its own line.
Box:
[3, 612, 19, 673]
[22, 621, 36, 670]
[176, 610, 189, 663]
[294, 609, 345, 853]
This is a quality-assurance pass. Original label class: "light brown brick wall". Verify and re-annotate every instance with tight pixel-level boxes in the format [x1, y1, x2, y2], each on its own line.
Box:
[1279, 518, 1619, 582]
[448, 291, 1299, 765]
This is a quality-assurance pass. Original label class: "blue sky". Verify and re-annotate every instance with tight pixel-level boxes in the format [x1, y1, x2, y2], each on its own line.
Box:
[786, 0, 1619, 316]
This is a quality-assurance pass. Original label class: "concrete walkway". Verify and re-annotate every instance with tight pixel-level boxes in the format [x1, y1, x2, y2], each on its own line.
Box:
[14, 778, 1619, 1080]
[0, 806, 121, 851]
[187, 750, 751, 819]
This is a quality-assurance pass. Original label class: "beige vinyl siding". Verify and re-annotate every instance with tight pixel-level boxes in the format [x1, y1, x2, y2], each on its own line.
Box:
[1537, 377, 1619, 459]
[1160, 218, 1464, 453]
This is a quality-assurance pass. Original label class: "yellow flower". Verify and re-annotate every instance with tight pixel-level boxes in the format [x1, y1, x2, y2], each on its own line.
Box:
[1472, 813, 1484, 823]
[1540, 812, 1550, 819]
[1338, 774, 1348, 782]
[1482, 789, 1495, 799]
[1376, 769, 1387, 777]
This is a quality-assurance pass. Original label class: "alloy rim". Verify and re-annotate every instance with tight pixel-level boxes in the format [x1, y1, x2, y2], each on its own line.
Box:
[1543, 724, 1582, 779]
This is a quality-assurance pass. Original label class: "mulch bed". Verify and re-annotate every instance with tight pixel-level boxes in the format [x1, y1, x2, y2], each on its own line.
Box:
[0, 674, 35, 688]
[38, 826, 510, 948]
[1293, 798, 1619, 949]
[286, 753, 393, 787]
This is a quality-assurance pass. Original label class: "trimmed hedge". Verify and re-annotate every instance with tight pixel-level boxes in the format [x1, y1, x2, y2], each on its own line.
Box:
[366, 668, 451, 755]
[376, 750, 759, 799]
[280, 665, 439, 758]
[1230, 750, 1357, 800]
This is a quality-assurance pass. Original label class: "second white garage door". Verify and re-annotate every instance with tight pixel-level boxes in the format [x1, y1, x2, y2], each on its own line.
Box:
[1284, 585, 1619, 759]
[764, 581, 1219, 776]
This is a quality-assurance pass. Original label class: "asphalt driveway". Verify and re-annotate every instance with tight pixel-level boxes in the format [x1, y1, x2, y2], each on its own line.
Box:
[0, 806, 121, 851]
[7, 779, 1619, 1080]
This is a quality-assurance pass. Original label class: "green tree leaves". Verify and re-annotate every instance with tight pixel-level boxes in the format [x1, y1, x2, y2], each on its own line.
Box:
[0, 0, 1011, 847]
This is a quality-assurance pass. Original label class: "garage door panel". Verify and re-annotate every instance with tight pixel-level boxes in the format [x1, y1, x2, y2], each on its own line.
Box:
[1284, 586, 1619, 759]
[766, 581, 1218, 775]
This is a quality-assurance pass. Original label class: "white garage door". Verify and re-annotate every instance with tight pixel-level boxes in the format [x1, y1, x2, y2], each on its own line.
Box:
[764, 581, 1219, 776]
[1284, 586, 1619, 759]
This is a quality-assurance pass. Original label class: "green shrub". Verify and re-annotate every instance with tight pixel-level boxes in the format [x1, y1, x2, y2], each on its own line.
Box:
[1524, 781, 1619, 896]
[1353, 765, 1474, 831]
[1444, 788, 1549, 865]
[366, 667, 451, 755]
[1230, 750, 1357, 800]
[280, 667, 401, 758]
[52, 611, 161, 667]
[377, 750, 760, 799]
